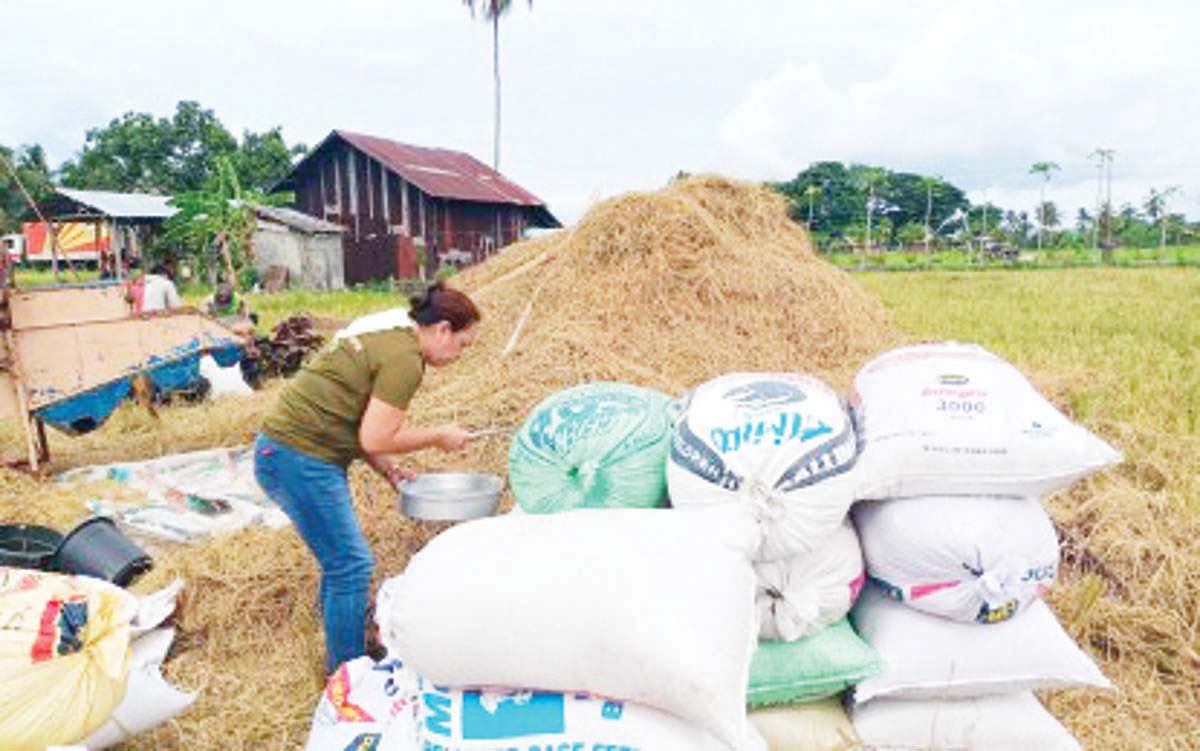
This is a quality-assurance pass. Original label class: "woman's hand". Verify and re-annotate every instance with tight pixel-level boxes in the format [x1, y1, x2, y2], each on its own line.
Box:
[385, 464, 417, 488]
[435, 425, 471, 451]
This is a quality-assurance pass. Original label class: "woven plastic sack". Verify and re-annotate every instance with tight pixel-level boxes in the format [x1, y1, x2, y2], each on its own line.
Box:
[0, 568, 133, 751]
[850, 588, 1111, 704]
[304, 655, 419, 751]
[851, 342, 1122, 500]
[81, 628, 197, 749]
[509, 382, 674, 513]
[749, 700, 859, 751]
[376, 507, 761, 750]
[747, 619, 881, 707]
[755, 520, 864, 641]
[853, 495, 1059, 624]
[668, 372, 858, 561]
[852, 692, 1081, 751]
[417, 678, 761, 751]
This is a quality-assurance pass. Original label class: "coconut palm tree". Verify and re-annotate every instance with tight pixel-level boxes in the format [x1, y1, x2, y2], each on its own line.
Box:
[1089, 148, 1115, 262]
[1029, 161, 1060, 250]
[462, 0, 532, 171]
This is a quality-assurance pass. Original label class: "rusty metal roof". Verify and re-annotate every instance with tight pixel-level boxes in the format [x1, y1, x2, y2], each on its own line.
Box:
[282, 130, 547, 208]
[334, 130, 548, 207]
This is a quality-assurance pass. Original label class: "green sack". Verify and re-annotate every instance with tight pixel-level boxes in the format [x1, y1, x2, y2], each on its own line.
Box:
[748, 618, 882, 707]
[509, 382, 674, 513]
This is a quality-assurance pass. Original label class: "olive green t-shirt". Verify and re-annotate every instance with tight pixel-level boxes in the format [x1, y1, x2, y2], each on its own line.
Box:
[261, 327, 425, 467]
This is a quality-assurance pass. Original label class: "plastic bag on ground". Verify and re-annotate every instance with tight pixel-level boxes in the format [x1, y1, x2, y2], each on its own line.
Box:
[80, 627, 197, 749]
[199, 354, 252, 397]
[850, 342, 1122, 500]
[749, 700, 859, 751]
[376, 506, 761, 750]
[0, 569, 133, 751]
[747, 619, 880, 708]
[755, 520, 864, 641]
[852, 692, 1081, 751]
[850, 588, 1111, 704]
[668, 373, 859, 561]
[509, 382, 676, 513]
[852, 495, 1058, 624]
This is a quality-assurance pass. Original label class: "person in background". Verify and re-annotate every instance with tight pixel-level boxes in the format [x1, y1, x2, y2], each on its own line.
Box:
[252, 281, 480, 673]
[204, 282, 246, 319]
[140, 261, 182, 312]
[98, 253, 116, 281]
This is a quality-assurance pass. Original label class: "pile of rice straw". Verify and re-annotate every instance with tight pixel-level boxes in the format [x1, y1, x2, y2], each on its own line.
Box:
[0, 176, 1193, 750]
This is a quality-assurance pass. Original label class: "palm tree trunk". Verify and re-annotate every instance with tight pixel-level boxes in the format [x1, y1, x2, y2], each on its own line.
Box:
[493, 14, 501, 170]
[1038, 183, 1045, 250]
[924, 184, 932, 255]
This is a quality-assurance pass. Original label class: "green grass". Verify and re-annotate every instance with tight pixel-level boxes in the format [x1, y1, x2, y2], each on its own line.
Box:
[11, 267, 100, 285]
[856, 267, 1200, 438]
[828, 246, 1200, 271]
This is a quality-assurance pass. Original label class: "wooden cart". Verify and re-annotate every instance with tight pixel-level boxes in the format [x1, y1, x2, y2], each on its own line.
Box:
[1, 283, 244, 471]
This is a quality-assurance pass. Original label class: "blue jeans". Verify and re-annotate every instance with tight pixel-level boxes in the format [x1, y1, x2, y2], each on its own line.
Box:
[253, 434, 372, 673]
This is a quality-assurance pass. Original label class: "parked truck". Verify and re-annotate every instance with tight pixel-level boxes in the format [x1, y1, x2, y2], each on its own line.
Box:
[13, 221, 110, 265]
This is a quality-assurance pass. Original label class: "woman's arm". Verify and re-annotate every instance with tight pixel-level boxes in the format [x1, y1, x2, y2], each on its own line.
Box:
[358, 396, 470, 456]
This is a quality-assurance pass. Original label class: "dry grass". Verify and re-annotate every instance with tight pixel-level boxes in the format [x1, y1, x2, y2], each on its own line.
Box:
[0, 178, 1193, 749]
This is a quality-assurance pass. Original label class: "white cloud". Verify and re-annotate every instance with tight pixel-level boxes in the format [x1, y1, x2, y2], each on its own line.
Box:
[719, 2, 1200, 220]
[2, 1, 1198, 225]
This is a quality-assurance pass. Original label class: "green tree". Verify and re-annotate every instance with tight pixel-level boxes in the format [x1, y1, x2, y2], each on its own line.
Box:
[1037, 201, 1060, 230]
[462, 0, 532, 170]
[1144, 186, 1181, 249]
[1029, 161, 1060, 250]
[0, 143, 53, 233]
[235, 127, 306, 192]
[61, 101, 236, 193]
[163, 156, 290, 288]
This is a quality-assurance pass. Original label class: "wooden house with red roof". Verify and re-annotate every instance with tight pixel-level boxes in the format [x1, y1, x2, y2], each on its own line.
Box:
[277, 130, 559, 284]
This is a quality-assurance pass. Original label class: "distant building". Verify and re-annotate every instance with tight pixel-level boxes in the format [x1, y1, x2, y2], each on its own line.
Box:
[250, 205, 345, 290]
[276, 130, 559, 284]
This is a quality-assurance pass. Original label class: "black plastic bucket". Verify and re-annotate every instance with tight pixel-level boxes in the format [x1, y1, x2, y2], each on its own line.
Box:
[0, 524, 64, 570]
[50, 517, 153, 587]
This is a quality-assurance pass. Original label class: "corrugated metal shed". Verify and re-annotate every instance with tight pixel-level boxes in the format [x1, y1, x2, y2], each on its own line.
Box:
[287, 130, 549, 208]
[45, 188, 177, 221]
[254, 205, 344, 234]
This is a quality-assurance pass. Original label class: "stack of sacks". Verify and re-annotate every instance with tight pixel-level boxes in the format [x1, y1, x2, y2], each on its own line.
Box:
[0, 571, 192, 751]
[372, 507, 768, 750]
[667, 373, 878, 749]
[508, 381, 676, 513]
[847, 342, 1122, 750]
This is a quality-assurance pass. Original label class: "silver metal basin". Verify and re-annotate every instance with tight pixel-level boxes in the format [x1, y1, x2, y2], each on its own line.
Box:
[398, 472, 504, 521]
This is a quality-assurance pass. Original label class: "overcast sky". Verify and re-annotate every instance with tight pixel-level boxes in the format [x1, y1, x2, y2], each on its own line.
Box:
[3, 1, 1198, 226]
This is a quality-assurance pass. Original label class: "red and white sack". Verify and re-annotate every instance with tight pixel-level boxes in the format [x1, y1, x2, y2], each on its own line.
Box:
[755, 520, 865, 641]
[668, 373, 859, 561]
[852, 495, 1058, 624]
[851, 342, 1122, 500]
[304, 656, 419, 751]
[376, 507, 761, 750]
